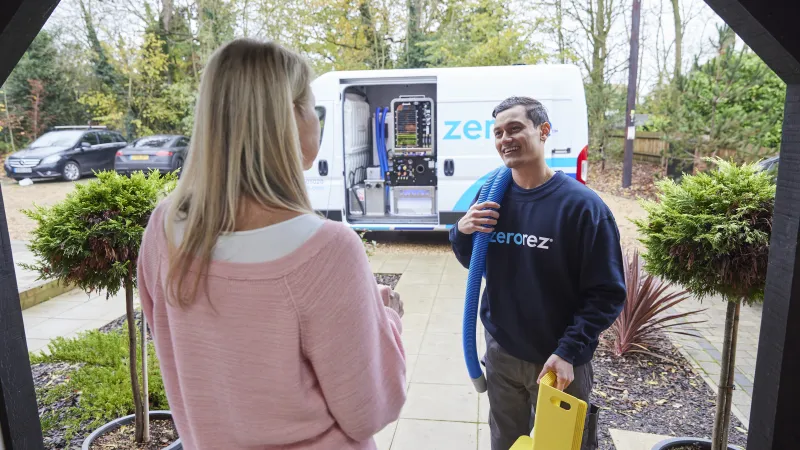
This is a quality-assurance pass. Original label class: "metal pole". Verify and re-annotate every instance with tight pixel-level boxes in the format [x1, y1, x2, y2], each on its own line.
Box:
[622, 0, 641, 188]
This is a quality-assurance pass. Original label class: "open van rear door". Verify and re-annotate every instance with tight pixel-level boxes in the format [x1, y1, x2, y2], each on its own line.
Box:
[305, 101, 338, 219]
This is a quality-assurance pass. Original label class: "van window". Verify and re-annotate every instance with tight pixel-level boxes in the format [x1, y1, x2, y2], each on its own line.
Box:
[316, 106, 326, 145]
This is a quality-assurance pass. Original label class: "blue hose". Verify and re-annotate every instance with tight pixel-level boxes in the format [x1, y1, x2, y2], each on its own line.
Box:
[462, 166, 512, 393]
[379, 107, 390, 199]
[375, 108, 386, 178]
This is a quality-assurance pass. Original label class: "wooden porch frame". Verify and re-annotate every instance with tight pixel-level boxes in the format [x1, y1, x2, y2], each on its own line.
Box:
[0, 0, 798, 448]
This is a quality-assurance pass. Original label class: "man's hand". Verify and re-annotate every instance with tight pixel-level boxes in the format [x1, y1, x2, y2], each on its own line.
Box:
[537, 354, 574, 391]
[457, 201, 501, 235]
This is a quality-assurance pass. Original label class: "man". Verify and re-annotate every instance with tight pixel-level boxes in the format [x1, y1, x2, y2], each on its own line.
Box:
[449, 96, 626, 450]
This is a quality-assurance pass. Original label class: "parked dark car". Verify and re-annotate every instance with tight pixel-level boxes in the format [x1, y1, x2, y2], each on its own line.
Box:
[114, 134, 188, 176]
[3, 126, 127, 181]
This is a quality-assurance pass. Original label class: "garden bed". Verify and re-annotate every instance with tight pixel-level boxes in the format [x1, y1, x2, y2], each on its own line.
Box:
[594, 331, 748, 449]
[587, 159, 662, 201]
[33, 273, 402, 449]
[32, 330, 168, 449]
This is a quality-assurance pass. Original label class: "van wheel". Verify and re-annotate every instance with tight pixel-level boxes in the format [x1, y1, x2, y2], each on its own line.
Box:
[62, 161, 81, 182]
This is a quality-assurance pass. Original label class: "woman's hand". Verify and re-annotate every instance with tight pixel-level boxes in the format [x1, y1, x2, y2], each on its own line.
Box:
[378, 285, 404, 317]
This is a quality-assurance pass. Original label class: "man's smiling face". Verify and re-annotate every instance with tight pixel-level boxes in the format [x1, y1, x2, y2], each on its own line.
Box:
[493, 105, 548, 169]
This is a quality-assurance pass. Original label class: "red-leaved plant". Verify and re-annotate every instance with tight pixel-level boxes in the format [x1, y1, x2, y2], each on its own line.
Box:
[610, 248, 706, 357]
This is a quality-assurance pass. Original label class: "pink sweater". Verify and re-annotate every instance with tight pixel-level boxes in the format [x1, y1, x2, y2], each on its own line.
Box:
[137, 203, 407, 449]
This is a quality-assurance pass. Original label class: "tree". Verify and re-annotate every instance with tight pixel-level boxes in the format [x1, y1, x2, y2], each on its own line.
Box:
[421, 0, 546, 68]
[565, 0, 627, 158]
[643, 26, 786, 169]
[634, 159, 774, 450]
[25, 79, 47, 139]
[22, 170, 178, 444]
[196, 0, 236, 64]
[402, 0, 427, 68]
[670, 0, 682, 81]
[2, 29, 89, 143]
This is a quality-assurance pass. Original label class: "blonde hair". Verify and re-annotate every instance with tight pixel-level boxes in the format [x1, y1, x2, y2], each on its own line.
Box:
[164, 39, 314, 307]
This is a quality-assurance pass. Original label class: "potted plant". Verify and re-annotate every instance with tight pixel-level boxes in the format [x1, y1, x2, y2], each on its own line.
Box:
[23, 169, 180, 449]
[634, 158, 773, 450]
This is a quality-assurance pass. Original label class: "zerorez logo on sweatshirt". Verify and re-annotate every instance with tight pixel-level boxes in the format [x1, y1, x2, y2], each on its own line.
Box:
[489, 231, 552, 249]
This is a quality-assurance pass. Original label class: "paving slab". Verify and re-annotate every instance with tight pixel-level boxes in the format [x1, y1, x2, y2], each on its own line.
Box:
[609, 429, 671, 450]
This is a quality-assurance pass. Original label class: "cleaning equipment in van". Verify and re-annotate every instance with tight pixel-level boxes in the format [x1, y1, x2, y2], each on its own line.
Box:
[374, 107, 389, 179]
[462, 166, 512, 393]
[509, 371, 588, 450]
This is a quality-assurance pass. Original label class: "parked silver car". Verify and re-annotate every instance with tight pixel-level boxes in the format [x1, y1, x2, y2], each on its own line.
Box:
[114, 134, 188, 177]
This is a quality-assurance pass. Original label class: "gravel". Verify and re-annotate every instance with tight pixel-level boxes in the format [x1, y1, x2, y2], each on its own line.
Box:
[33, 362, 86, 450]
[593, 332, 747, 449]
[1, 177, 91, 241]
[375, 273, 401, 289]
[90, 419, 178, 449]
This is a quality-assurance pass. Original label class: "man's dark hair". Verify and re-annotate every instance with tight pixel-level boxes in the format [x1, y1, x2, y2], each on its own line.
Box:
[492, 96, 550, 131]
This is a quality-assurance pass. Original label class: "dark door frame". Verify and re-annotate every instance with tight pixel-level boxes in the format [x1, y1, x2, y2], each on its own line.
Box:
[0, 0, 799, 449]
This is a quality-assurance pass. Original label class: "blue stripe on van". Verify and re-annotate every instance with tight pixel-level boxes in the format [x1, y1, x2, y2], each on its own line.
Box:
[549, 158, 578, 168]
[353, 225, 392, 231]
[452, 169, 499, 212]
[452, 163, 578, 213]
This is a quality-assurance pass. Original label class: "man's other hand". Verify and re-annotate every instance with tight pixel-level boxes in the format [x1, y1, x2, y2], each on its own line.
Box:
[537, 354, 574, 391]
[457, 201, 501, 235]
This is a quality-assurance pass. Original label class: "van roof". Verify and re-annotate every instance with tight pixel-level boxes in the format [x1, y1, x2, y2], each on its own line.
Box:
[311, 64, 585, 103]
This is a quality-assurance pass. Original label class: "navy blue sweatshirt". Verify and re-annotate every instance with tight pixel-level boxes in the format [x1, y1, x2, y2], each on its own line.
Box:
[450, 171, 626, 366]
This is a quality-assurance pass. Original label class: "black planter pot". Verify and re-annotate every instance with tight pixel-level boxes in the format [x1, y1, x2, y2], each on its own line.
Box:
[651, 437, 743, 450]
[81, 410, 182, 450]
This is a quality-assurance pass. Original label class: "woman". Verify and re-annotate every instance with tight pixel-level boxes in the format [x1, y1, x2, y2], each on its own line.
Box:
[137, 39, 406, 449]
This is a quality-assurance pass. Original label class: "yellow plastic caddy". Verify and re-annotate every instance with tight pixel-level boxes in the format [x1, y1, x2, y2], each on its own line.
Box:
[509, 371, 587, 450]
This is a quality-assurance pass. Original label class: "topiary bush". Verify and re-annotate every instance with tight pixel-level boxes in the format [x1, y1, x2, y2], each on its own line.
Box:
[633, 158, 775, 449]
[22, 169, 177, 445]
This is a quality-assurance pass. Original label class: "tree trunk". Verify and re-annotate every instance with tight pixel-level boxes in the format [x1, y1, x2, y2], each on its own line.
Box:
[588, 0, 610, 157]
[141, 310, 150, 441]
[711, 301, 740, 450]
[671, 0, 682, 81]
[2, 90, 15, 151]
[405, 0, 424, 68]
[126, 271, 146, 443]
[555, 0, 566, 64]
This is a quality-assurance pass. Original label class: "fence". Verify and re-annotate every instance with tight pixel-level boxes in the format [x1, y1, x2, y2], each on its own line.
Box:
[607, 131, 776, 171]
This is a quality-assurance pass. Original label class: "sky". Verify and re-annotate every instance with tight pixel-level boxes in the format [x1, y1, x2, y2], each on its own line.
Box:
[42, 0, 729, 100]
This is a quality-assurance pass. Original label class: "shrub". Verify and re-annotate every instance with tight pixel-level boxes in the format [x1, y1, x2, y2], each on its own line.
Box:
[359, 230, 378, 257]
[22, 170, 177, 296]
[633, 158, 774, 448]
[610, 248, 705, 357]
[31, 329, 168, 447]
[22, 169, 177, 444]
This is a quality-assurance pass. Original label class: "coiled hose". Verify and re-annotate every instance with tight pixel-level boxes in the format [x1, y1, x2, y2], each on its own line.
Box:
[462, 166, 512, 393]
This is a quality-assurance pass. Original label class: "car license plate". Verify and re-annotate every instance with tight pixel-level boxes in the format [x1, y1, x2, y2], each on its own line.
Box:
[131, 155, 149, 161]
[13, 167, 32, 173]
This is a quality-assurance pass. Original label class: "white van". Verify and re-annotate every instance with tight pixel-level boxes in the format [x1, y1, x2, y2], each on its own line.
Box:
[306, 64, 589, 231]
